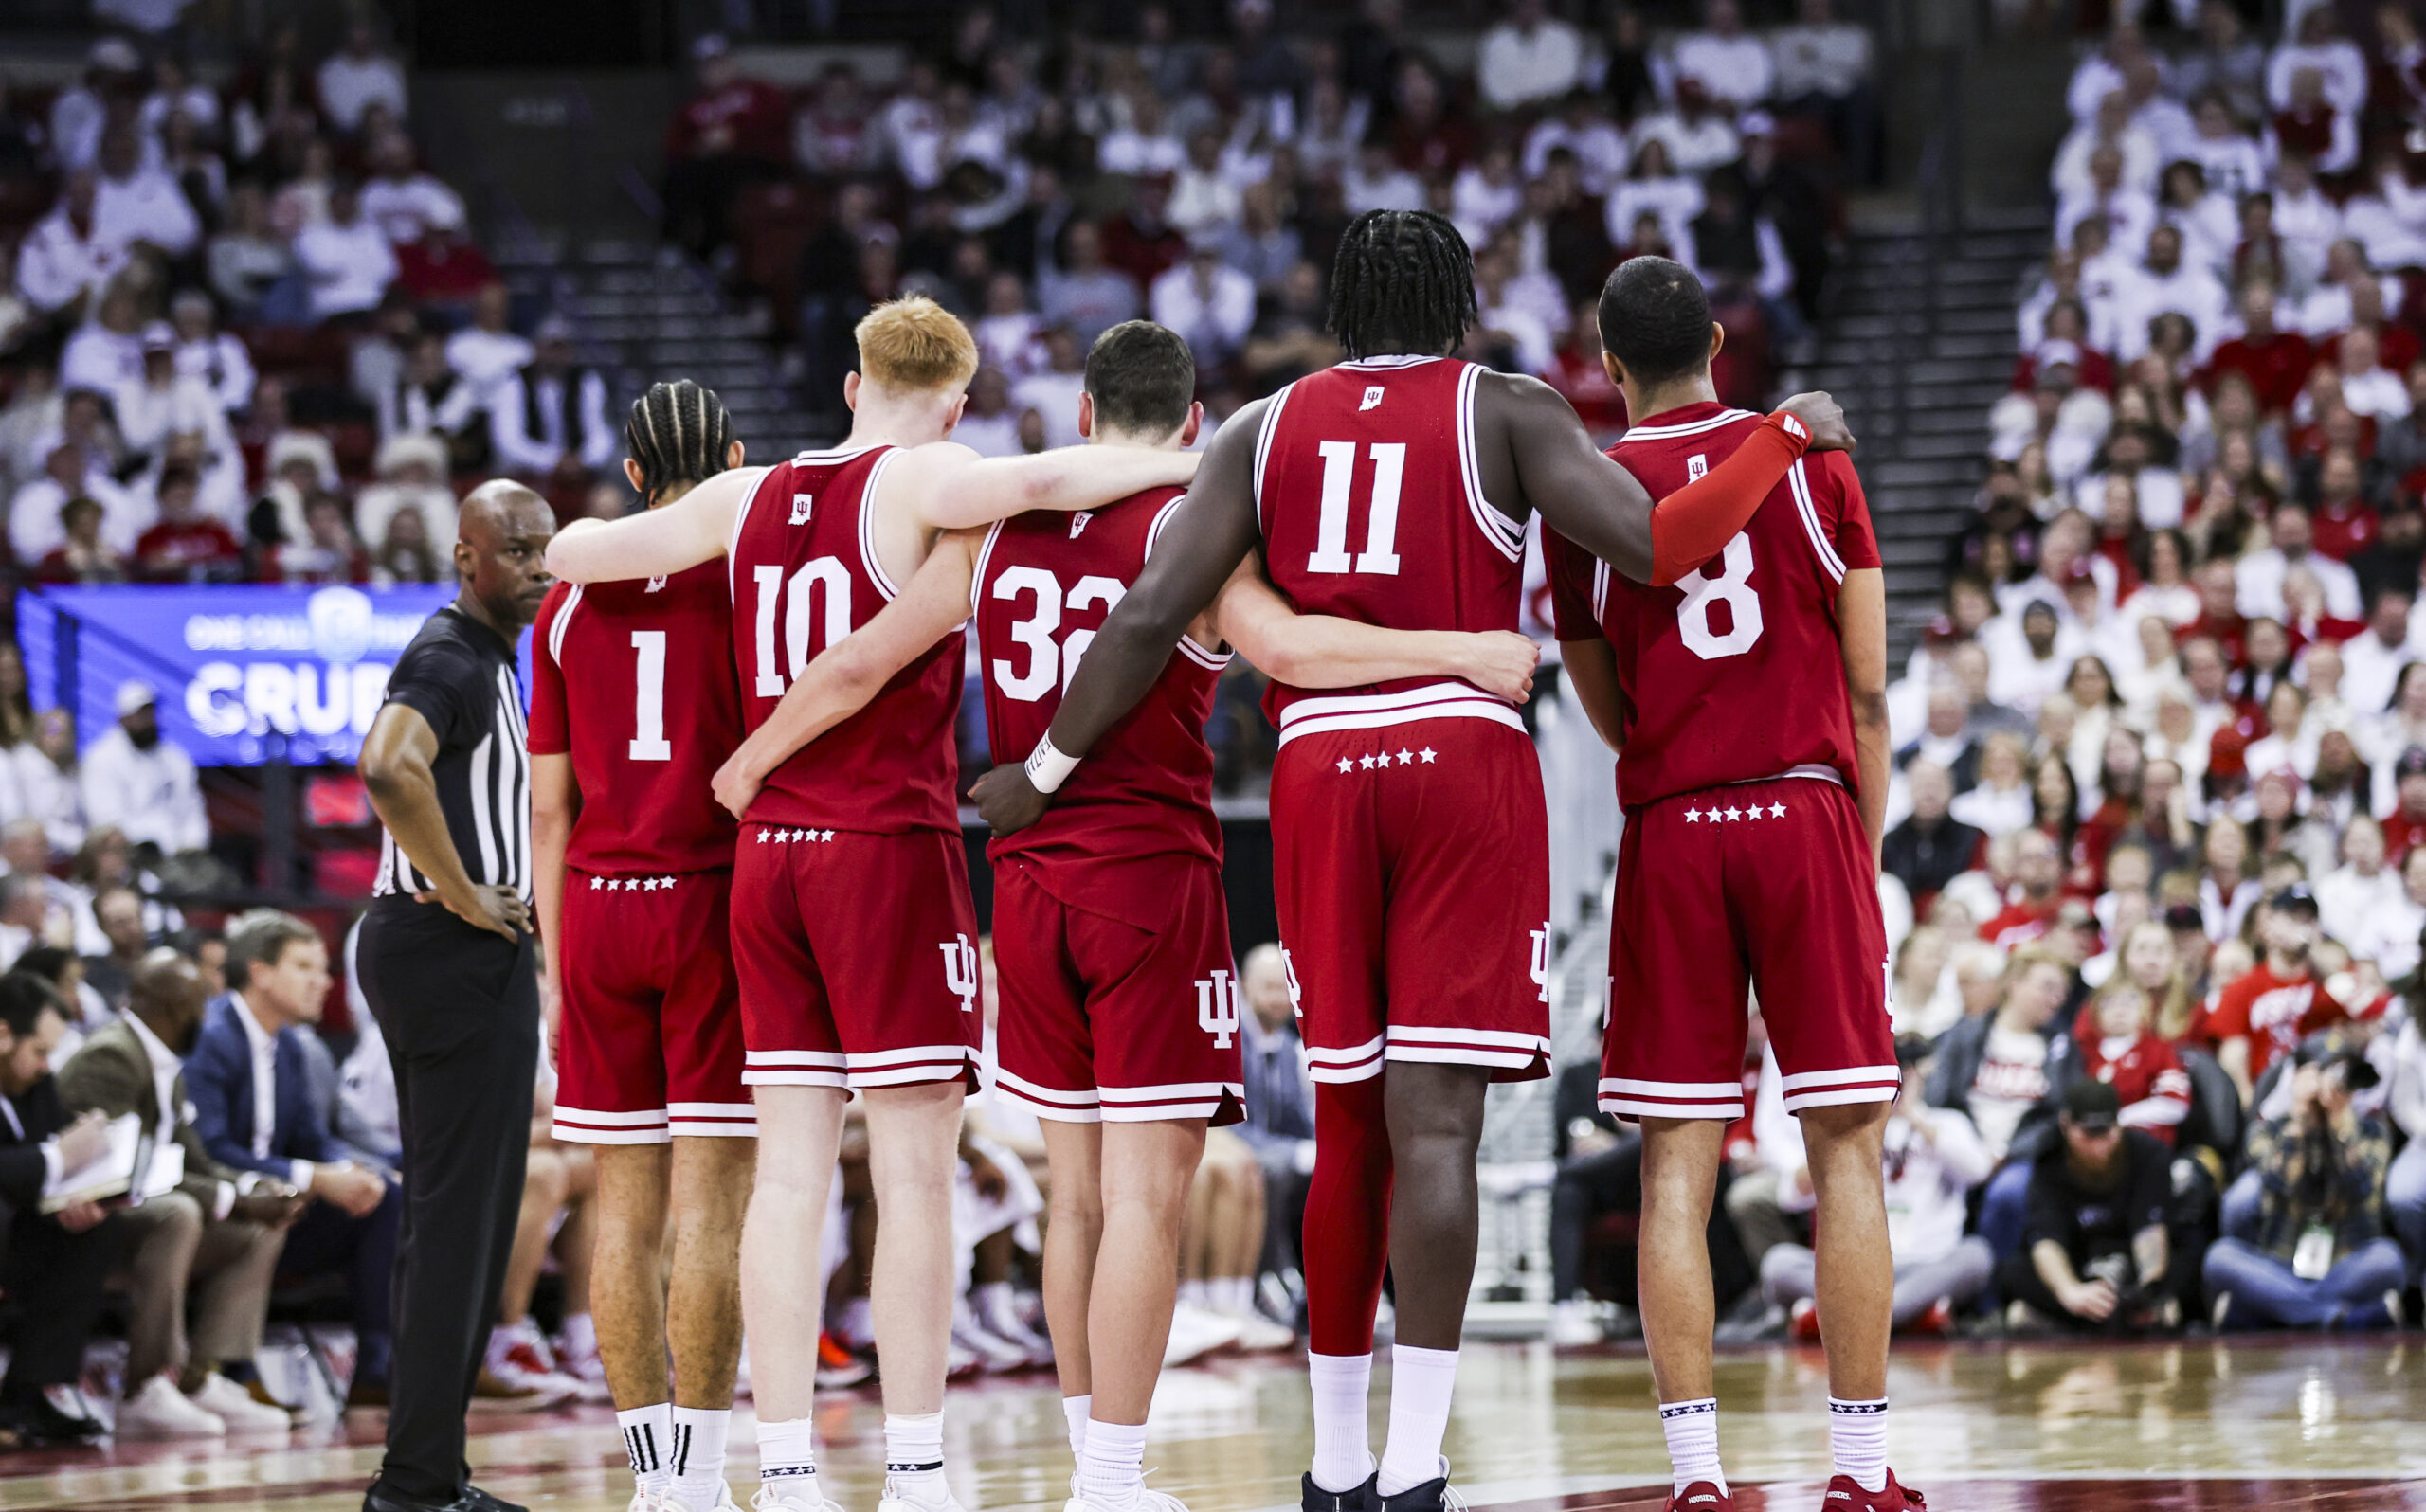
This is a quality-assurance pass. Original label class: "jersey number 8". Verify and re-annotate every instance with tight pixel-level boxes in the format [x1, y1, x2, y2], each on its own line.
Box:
[991, 566, 1128, 702]
[1675, 533, 1764, 660]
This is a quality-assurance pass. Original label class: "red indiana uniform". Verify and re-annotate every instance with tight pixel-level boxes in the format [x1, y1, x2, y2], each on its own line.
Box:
[973, 488, 1244, 1124]
[1545, 401, 1892, 1121]
[1255, 355, 1552, 1085]
[528, 561, 751, 1142]
[727, 445, 982, 1090]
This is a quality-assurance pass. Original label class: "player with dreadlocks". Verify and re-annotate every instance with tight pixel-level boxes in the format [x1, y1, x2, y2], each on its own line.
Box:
[974, 211, 1856, 1512]
[531, 377, 756, 1512]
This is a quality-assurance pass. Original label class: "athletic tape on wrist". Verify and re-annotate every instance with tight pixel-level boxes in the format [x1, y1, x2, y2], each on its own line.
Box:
[1025, 734, 1080, 794]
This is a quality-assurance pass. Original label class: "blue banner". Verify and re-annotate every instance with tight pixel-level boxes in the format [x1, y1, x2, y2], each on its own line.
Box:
[18, 585, 534, 767]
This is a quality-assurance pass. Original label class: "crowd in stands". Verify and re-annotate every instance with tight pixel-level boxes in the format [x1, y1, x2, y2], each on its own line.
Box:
[0, 19, 634, 596]
[1549, 0, 2426, 1348]
[0, 885, 1313, 1446]
[677, 0, 1879, 441]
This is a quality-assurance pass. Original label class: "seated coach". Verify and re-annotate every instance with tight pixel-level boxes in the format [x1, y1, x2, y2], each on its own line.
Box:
[186, 909, 400, 1403]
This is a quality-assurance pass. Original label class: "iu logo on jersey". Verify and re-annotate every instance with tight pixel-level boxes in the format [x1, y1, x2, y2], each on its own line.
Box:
[644, 575, 667, 593]
[1196, 969, 1241, 1048]
[1687, 454, 1708, 483]
[1360, 386, 1385, 411]
[1530, 924, 1554, 1003]
[938, 933, 980, 1014]
[789, 493, 813, 525]
[1069, 511, 1092, 539]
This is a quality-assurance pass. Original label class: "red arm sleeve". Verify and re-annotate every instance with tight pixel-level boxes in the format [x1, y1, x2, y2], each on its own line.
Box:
[1646, 408, 1813, 586]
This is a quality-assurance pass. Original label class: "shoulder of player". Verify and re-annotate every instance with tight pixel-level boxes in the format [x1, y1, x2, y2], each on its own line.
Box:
[1470, 368, 1569, 426]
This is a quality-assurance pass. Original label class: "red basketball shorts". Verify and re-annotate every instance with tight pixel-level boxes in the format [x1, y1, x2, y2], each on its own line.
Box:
[1601, 773, 1895, 1121]
[731, 824, 982, 1090]
[1268, 713, 1551, 1085]
[988, 856, 1244, 1124]
[552, 867, 752, 1142]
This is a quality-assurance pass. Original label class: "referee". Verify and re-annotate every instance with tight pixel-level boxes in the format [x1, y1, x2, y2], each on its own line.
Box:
[357, 481, 556, 1512]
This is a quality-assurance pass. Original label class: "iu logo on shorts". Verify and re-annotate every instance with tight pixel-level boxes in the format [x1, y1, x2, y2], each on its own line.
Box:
[1197, 969, 1241, 1048]
[939, 934, 979, 1014]
[1278, 944, 1304, 1018]
[1530, 924, 1554, 1003]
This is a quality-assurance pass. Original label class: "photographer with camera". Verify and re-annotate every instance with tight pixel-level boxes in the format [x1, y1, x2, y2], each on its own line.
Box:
[1995, 1081, 2179, 1334]
[2202, 1043, 2406, 1329]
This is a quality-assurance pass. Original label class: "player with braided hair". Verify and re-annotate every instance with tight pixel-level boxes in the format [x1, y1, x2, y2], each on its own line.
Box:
[530, 379, 754, 1512]
[974, 209, 1856, 1512]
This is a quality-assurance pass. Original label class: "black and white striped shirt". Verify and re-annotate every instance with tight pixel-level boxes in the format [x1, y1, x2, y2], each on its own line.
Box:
[372, 605, 533, 902]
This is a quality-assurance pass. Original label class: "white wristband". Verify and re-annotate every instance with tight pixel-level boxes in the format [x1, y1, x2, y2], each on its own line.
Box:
[1024, 734, 1080, 795]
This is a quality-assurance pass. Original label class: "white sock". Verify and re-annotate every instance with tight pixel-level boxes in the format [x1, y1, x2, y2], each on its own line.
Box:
[561, 1311, 599, 1359]
[618, 1403, 674, 1494]
[1307, 1350, 1374, 1494]
[756, 1415, 821, 1499]
[1178, 1279, 1210, 1310]
[1062, 1395, 1091, 1458]
[1077, 1418, 1147, 1508]
[1374, 1344, 1457, 1496]
[883, 1411, 950, 1503]
[1657, 1399, 1725, 1495]
[669, 1406, 732, 1509]
[1828, 1397, 1889, 1493]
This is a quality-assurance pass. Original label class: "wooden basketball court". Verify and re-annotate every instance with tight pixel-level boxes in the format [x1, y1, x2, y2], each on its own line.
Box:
[2, 1339, 2418, 1512]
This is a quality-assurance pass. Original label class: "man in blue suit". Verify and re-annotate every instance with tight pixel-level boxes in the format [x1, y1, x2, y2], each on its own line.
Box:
[187, 910, 400, 1405]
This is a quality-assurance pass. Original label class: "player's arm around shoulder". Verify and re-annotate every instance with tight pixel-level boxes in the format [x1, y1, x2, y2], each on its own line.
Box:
[712, 529, 985, 818]
[1212, 551, 1540, 701]
[544, 465, 763, 583]
[886, 437, 1202, 532]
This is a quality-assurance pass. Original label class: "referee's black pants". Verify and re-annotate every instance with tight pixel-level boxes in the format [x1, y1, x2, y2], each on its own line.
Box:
[359, 900, 539, 1503]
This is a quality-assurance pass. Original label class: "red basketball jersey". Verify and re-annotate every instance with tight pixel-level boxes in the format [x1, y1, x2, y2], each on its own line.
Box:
[1545, 402, 1881, 813]
[527, 561, 741, 874]
[974, 486, 1226, 924]
[730, 444, 964, 833]
[1253, 356, 1527, 742]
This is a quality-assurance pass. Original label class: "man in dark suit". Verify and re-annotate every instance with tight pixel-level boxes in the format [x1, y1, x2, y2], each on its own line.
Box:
[61, 949, 303, 1435]
[0, 970, 114, 1445]
[186, 912, 398, 1405]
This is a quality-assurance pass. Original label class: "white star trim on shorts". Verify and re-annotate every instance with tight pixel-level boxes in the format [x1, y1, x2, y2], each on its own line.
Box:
[1420, 747, 1437, 763]
[1770, 801, 1787, 817]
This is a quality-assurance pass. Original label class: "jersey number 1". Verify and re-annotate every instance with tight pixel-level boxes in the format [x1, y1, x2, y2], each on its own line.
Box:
[629, 630, 672, 762]
[1675, 533, 1764, 660]
[1308, 441, 1405, 575]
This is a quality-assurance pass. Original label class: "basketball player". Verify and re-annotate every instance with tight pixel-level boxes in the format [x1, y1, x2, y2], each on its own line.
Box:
[529, 382, 751, 1512]
[973, 212, 1852, 1512]
[706, 320, 1539, 1512]
[543, 297, 1203, 1512]
[1544, 259, 1911, 1511]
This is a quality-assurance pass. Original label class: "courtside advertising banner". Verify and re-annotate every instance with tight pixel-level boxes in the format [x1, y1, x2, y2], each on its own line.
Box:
[15, 585, 533, 766]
